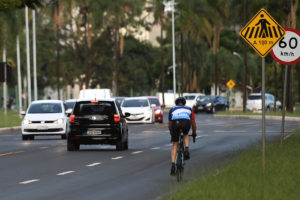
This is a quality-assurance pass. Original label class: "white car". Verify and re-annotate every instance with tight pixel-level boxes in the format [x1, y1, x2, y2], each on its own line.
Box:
[246, 93, 278, 111]
[183, 93, 205, 110]
[121, 97, 155, 124]
[21, 100, 68, 140]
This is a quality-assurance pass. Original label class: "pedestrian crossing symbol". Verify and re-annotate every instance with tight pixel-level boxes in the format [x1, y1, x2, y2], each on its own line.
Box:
[240, 8, 285, 58]
[227, 80, 235, 89]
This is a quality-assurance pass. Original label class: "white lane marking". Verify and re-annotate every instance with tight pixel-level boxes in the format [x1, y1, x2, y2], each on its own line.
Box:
[19, 179, 39, 184]
[132, 151, 143, 154]
[165, 144, 172, 147]
[57, 171, 75, 176]
[151, 147, 160, 150]
[215, 130, 247, 133]
[40, 146, 49, 149]
[86, 162, 101, 167]
[111, 156, 123, 160]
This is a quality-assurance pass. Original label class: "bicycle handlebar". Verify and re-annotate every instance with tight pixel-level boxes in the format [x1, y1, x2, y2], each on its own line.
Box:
[188, 135, 196, 143]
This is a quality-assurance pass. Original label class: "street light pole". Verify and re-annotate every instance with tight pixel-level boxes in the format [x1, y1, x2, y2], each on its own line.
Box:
[171, 0, 176, 100]
[25, 6, 32, 105]
[32, 10, 38, 101]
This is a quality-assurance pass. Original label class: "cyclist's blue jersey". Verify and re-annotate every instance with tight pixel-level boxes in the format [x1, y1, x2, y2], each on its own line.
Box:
[168, 105, 194, 121]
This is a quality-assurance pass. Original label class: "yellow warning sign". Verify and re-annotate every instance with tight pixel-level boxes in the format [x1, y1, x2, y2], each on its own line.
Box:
[227, 80, 235, 89]
[240, 8, 285, 58]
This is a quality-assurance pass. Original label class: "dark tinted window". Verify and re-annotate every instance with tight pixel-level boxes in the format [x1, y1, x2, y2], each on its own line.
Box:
[28, 103, 62, 114]
[122, 99, 149, 107]
[65, 101, 76, 110]
[73, 101, 116, 116]
[149, 98, 160, 106]
[184, 95, 196, 100]
[248, 95, 261, 100]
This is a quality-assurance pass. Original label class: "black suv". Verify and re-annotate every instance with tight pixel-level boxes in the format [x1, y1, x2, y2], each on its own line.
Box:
[195, 96, 229, 113]
[67, 99, 130, 151]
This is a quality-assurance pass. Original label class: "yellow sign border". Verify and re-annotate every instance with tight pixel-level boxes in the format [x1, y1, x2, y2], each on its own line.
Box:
[227, 80, 235, 89]
[240, 8, 285, 58]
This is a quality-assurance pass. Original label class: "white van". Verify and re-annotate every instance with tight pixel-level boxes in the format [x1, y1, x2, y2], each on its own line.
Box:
[246, 93, 276, 111]
[183, 93, 205, 109]
[79, 89, 112, 99]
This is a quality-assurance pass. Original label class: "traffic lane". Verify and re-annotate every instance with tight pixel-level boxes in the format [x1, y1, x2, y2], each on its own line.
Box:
[1, 117, 297, 200]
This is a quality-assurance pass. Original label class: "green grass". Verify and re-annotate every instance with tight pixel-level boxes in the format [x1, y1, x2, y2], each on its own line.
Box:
[216, 110, 300, 117]
[0, 110, 22, 128]
[166, 129, 300, 200]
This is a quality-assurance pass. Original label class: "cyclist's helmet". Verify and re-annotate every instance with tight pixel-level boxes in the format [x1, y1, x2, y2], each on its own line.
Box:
[175, 97, 186, 105]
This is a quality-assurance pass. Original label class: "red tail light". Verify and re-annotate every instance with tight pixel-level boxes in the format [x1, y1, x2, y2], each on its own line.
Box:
[69, 114, 76, 123]
[114, 114, 120, 122]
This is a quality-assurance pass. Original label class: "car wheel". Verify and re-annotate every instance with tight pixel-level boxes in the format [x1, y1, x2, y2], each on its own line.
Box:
[123, 139, 128, 150]
[22, 135, 28, 140]
[116, 137, 124, 151]
[67, 140, 79, 151]
[61, 134, 67, 140]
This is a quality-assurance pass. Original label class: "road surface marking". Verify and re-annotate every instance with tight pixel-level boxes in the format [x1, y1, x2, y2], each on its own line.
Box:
[151, 147, 160, 150]
[132, 151, 143, 154]
[215, 130, 247, 133]
[57, 171, 75, 176]
[0, 151, 24, 157]
[112, 156, 123, 160]
[86, 162, 101, 167]
[19, 179, 39, 184]
[40, 146, 49, 149]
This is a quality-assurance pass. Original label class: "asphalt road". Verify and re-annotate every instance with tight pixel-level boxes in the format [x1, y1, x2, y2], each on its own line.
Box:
[0, 113, 299, 200]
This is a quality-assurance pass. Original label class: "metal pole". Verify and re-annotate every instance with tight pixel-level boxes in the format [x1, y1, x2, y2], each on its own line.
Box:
[171, 0, 176, 99]
[280, 65, 288, 149]
[2, 49, 7, 116]
[17, 36, 22, 115]
[25, 6, 32, 105]
[32, 10, 38, 101]
[262, 58, 266, 173]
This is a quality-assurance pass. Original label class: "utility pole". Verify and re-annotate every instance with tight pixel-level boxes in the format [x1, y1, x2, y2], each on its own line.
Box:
[32, 10, 38, 101]
[25, 6, 32, 105]
[2, 49, 7, 116]
[17, 36, 22, 115]
[243, 0, 248, 112]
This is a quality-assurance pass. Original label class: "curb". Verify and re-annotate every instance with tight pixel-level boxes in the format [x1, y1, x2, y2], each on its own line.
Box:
[0, 126, 21, 133]
[214, 114, 300, 121]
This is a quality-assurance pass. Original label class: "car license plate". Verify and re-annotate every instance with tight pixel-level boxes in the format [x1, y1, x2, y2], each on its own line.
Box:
[87, 129, 102, 135]
[37, 125, 48, 130]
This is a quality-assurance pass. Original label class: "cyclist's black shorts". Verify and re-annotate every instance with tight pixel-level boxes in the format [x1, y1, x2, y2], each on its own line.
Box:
[171, 119, 191, 142]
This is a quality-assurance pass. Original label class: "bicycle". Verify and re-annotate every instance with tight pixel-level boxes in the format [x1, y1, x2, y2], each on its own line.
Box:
[175, 130, 196, 182]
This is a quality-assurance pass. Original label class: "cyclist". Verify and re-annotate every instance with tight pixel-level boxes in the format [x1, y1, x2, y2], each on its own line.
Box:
[168, 97, 197, 176]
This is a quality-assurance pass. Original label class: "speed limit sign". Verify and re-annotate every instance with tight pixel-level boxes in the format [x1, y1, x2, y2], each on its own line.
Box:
[271, 28, 300, 65]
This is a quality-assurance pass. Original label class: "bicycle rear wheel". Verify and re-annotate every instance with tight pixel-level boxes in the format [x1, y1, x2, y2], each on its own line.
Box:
[176, 151, 183, 182]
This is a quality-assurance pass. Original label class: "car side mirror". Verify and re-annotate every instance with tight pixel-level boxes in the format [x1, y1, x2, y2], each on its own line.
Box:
[65, 109, 72, 117]
[21, 111, 26, 116]
[125, 112, 130, 118]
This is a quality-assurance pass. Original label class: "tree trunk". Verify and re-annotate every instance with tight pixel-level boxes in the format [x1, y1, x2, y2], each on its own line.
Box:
[160, 13, 165, 104]
[213, 25, 221, 96]
[180, 32, 184, 95]
[112, 24, 120, 97]
[242, 0, 248, 112]
[55, 0, 61, 100]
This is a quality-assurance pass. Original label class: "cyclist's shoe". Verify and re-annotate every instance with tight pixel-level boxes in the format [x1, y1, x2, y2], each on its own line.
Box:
[184, 150, 190, 160]
[170, 165, 176, 176]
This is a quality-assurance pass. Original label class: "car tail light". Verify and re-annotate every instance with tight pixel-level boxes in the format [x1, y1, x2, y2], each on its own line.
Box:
[69, 114, 76, 123]
[71, 136, 80, 140]
[114, 114, 120, 122]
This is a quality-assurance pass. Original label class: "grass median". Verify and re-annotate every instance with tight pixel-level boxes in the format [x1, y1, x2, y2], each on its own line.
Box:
[216, 110, 300, 117]
[166, 129, 300, 200]
[0, 110, 22, 128]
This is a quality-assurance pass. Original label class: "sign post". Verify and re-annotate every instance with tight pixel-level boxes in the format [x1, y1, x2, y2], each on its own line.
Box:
[271, 28, 300, 149]
[240, 8, 285, 173]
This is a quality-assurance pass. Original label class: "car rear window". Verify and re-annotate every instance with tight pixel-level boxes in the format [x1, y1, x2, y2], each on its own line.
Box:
[73, 101, 116, 116]
[28, 103, 62, 114]
[248, 95, 261, 100]
[184, 95, 196, 100]
[122, 99, 149, 107]
[65, 101, 76, 110]
[149, 98, 160, 106]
